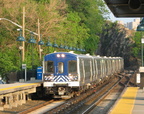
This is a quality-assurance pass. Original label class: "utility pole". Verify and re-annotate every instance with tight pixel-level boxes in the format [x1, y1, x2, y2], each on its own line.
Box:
[38, 19, 42, 60]
[22, 7, 25, 62]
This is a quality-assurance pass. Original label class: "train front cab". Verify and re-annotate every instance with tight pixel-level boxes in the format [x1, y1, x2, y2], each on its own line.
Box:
[43, 52, 79, 97]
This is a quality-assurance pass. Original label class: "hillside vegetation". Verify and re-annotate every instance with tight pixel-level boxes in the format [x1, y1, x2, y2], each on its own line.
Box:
[97, 22, 140, 69]
[0, 0, 141, 80]
[0, 0, 109, 77]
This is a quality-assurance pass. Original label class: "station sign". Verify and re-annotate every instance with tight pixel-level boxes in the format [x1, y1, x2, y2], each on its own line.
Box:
[22, 64, 26, 69]
[141, 38, 144, 43]
[136, 73, 140, 83]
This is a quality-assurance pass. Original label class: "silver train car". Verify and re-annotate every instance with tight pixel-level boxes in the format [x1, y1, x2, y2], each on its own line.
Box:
[42, 52, 124, 98]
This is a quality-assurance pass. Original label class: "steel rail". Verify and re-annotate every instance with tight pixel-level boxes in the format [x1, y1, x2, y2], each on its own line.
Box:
[82, 73, 132, 114]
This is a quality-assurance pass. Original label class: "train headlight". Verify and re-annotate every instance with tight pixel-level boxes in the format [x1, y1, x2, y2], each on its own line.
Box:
[56, 54, 65, 58]
[57, 54, 60, 57]
[69, 74, 78, 81]
[61, 54, 65, 58]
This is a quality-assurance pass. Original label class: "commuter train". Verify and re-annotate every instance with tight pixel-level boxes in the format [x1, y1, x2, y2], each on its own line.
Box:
[42, 52, 124, 98]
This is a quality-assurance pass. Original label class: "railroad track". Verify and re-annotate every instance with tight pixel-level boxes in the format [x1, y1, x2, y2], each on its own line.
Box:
[46, 70, 137, 114]
[0, 70, 136, 114]
[80, 70, 137, 114]
[45, 74, 120, 113]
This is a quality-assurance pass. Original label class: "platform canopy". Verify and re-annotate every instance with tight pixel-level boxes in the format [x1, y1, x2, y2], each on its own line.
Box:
[104, 0, 144, 17]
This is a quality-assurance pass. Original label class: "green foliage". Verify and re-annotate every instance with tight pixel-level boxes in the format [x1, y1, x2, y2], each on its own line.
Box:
[63, 11, 89, 47]
[0, 0, 108, 78]
[35, 0, 50, 4]
[67, 0, 108, 54]
[131, 32, 141, 57]
[0, 46, 19, 78]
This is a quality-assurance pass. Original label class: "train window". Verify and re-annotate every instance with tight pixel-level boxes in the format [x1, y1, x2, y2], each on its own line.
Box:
[46, 61, 54, 73]
[58, 62, 64, 73]
[68, 60, 77, 73]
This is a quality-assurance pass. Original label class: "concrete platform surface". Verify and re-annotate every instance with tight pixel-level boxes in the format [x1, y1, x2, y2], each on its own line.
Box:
[0, 80, 42, 94]
[109, 87, 144, 114]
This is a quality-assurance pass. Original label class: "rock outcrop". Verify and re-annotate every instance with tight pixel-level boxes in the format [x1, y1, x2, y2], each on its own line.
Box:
[96, 22, 139, 70]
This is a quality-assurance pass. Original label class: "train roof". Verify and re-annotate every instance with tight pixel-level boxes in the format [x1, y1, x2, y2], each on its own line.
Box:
[45, 52, 100, 58]
[44, 52, 123, 60]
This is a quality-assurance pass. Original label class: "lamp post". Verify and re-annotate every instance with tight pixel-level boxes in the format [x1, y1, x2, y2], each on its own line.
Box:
[64, 41, 68, 50]
[28, 32, 36, 78]
[28, 32, 36, 70]
[137, 17, 144, 66]
[46, 37, 52, 54]
[59, 37, 64, 50]
[17, 29, 25, 79]
[53, 38, 59, 51]
[38, 35, 44, 61]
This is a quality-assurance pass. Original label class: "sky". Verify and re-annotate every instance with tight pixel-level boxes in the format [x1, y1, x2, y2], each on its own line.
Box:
[109, 12, 140, 24]
[104, 2, 140, 24]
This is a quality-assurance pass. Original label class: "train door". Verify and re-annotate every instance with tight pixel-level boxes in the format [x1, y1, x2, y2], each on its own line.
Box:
[97, 60, 101, 80]
[82, 60, 85, 83]
[54, 59, 68, 82]
[95, 59, 98, 80]
[90, 60, 93, 82]
[79, 59, 85, 84]
[92, 59, 96, 81]
[100, 60, 104, 79]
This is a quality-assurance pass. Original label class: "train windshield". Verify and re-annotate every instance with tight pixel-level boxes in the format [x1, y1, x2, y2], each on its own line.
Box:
[68, 60, 77, 73]
[45, 61, 54, 73]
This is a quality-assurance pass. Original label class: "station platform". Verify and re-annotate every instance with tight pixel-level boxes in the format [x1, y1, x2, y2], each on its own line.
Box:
[0, 80, 43, 110]
[109, 87, 144, 114]
[0, 80, 42, 94]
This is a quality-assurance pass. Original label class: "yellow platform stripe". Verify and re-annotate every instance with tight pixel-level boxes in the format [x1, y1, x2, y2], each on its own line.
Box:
[110, 87, 138, 114]
[0, 83, 41, 91]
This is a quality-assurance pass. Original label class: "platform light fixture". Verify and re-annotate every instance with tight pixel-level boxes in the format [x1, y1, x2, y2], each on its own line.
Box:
[38, 36, 44, 45]
[64, 45, 68, 49]
[53, 38, 58, 48]
[46, 37, 52, 54]
[59, 44, 64, 49]
[17, 29, 25, 41]
[46, 37, 52, 46]
[137, 18, 144, 31]
[28, 32, 36, 44]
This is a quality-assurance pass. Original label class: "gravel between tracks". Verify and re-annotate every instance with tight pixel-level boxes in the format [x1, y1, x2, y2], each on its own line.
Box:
[88, 91, 120, 114]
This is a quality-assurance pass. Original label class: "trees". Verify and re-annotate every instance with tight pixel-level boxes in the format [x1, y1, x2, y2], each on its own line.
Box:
[0, 0, 108, 78]
[66, 0, 109, 54]
[132, 32, 141, 58]
[0, 46, 19, 78]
